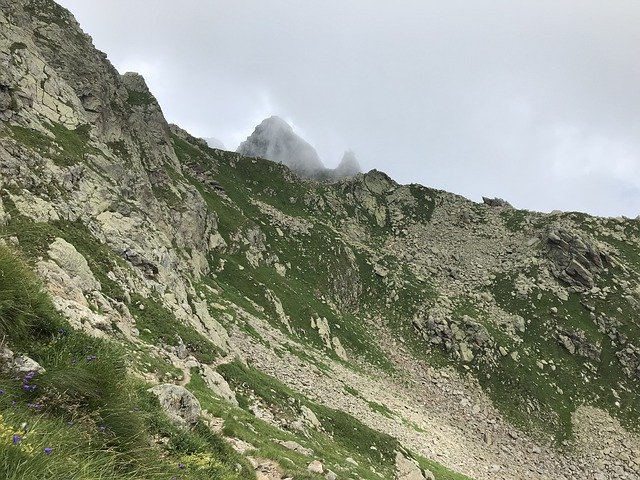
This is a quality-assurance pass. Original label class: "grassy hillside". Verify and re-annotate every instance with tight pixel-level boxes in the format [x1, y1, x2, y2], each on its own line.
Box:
[0, 246, 252, 480]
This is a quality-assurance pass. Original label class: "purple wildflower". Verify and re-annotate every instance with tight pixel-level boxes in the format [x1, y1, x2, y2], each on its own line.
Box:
[44, 447, 53, 455]
[0, 389, 5, 395]
[178, 463, 185, 470]
[12, 434, 21, 445]
[85, 355, 97, 362]
[99, 425, 107, 433]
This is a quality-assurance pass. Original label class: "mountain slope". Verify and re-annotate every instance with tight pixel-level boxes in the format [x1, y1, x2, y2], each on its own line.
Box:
[1, 1, 640, 480]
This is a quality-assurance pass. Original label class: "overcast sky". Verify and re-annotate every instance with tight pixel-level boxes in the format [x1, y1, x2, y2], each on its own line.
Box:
[57, 0, 640, 217]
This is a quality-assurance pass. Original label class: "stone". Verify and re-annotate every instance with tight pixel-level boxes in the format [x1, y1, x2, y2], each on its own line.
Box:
[278, 440, 313, 456]
[545, 227, 607, 292]
[459, 343, 474, 363]
[395, 452, 427, 480]
[300, 405, 321, 429]
[325, 470, 338, 480]
[201, 365, 238, 406]
[48, 238, 100, 293]
[307, 460, 324, 474]
[374, 264, 389, 277]
[11, 354, 46, 375]
[148, 384, 201, 428]
[1, 346, 45, 376]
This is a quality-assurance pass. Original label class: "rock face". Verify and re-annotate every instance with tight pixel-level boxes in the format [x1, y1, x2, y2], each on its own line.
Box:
[148, 384, 201, 428]
[237, 116, 324, 178]
[413, 314, 494, 363]
[545, 227, 608, 292]
[47, 237, 100, 292]
[201, 364, 238, 406]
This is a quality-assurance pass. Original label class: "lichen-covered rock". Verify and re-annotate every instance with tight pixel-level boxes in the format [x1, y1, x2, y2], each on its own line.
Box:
[482, 197, 512, 208]
[47, 237, 100, 292]
[148, 384, 201, 428]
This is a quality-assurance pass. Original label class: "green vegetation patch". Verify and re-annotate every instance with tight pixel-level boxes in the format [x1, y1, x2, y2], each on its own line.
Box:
[3, 122, 97, 167]
[126, 90, 156, 107]
[130, 293, 222, 364]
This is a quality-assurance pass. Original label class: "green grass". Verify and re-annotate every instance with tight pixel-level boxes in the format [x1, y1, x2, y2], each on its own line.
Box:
[482, 271, 640, 442]
[218, 361, 399, 475]
[130, 293, 222, 364]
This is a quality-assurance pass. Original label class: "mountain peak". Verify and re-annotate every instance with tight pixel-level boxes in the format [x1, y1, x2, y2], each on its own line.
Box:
[258, 115, 293, 133]
[334, 150, 362, 178]
[237, 116, 324, 178]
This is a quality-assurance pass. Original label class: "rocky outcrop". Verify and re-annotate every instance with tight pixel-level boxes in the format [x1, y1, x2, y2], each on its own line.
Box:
[237, 116, 362, 181]
[556, 328, 601, 361]
[200, 364, 238, 406]
[413, 314, 494, 363]
[395, 452, 434, 480]
[483, 197, 512, 208]
[545, 227, 609, 292]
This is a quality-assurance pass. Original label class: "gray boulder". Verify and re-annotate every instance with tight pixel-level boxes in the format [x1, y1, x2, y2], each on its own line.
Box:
[0, 346, 46, 376]
[148, 384, 201, 428]
[395, 452, 431, 480]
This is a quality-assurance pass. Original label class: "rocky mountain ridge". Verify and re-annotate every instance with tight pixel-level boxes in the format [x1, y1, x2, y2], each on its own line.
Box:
[1, 1, 640, 479]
